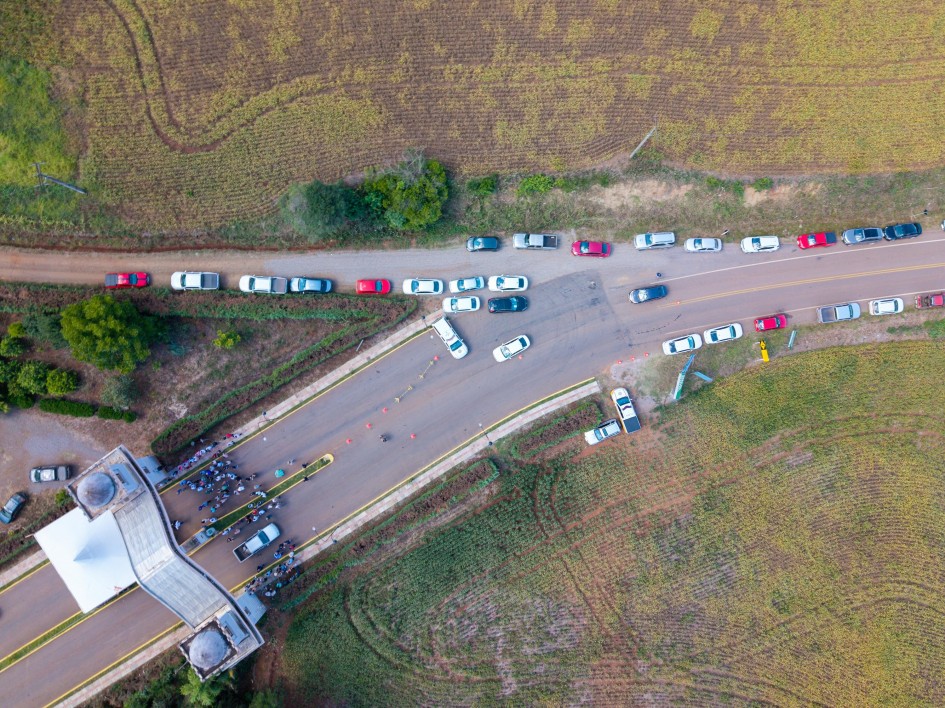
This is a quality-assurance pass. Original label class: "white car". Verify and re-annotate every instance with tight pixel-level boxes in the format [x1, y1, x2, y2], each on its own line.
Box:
[684, 238, 722, 253]
[239, 275, 288, 294]
[584, 419, 622, 445]
[610, 388, 641, 433]
[869, 297, 904, 316]
[487, 275, 529, 292]
[170, 271, 220, 290]
[402, 278, 444, 295]
[429, 314, 468, 359]
[634, 232, 676, 250]
[442, 296, 480, 313]
[740, 236, 780, 253]
[449, 276, 485, 294]
[703, 323, 744, 344]
[662, 333, 703, 356]
[492, 334, 530, 362]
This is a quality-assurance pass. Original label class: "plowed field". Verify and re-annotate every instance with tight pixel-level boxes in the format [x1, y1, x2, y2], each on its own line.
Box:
[52, 1, 945, 226]
[278, 341, 945, 704]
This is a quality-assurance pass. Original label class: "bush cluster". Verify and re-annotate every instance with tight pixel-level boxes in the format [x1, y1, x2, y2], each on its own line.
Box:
[38, 398, 95, 417]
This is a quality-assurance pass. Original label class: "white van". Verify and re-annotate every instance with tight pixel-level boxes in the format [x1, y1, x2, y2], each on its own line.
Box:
[429, 314, 468, 359]
[634, 231, 676, 250]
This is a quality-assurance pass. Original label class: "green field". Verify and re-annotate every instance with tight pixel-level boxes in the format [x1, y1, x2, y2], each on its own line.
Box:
[7, 1, 945, 230]
[277, 341, 945, 704]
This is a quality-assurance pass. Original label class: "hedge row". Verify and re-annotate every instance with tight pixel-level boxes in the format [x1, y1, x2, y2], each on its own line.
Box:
[37, 398, 135, 422]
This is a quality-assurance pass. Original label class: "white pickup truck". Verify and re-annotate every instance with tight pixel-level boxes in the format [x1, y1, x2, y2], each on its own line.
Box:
[233, 523, 280, 562]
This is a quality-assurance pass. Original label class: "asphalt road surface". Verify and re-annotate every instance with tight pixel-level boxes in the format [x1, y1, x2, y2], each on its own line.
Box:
[1, 234, 944, 704]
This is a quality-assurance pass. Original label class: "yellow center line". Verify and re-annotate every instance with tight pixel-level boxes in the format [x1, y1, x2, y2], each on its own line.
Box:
[661, 261, 945, 308]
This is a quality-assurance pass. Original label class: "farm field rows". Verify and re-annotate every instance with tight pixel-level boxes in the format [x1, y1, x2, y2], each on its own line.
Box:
[39, 0, 945, 227]
[277, 341, 945, 704]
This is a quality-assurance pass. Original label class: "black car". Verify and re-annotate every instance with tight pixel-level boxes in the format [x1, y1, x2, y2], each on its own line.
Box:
[488, 296, 528, 313]
[628, 285, 668, 304]
[0, 492, 27, 524]
[466, 237, 500, 252]
[883, 222, 922, 241]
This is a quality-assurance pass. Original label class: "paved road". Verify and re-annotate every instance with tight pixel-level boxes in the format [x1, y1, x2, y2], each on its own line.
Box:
[1, 235, 944, 704]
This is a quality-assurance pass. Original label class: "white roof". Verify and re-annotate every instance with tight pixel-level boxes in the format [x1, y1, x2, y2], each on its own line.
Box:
[34, 508, 136, 614]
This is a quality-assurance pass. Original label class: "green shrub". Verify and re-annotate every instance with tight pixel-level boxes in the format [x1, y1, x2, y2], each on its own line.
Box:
[554, 172, 613, 192]
[0, 335, 26, 357]
[362, 151, 449, 230]
[7, 321, 25, 338]
[100, 374, 138, 410]
[924, 319, 945, 339]
[38, 397, 94, 417]
[15, 360, 49, 394]
[54, 489, 71, 508]
[20, 312, 67, 348]
[0, 358, 20, 383]
[516, 174, 555, 197]
[97, 405, 136, 422]
[45, 368, 78, 396]
[706, 175, 745, 198]
[6, 383, 33, 409]
[752, 176, 774, 191]
[212, 329, 241, 349]
[467, 175, 499, 198]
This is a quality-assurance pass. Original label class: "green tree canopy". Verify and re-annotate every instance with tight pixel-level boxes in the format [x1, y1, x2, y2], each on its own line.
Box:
[179, 668, 231, 707]
[46, 368, 79, 396]
[0, 335, 27, 357]
[362, 151, 449, 230]
[16, 360, 49, 394]
[60, 294, 160, 374]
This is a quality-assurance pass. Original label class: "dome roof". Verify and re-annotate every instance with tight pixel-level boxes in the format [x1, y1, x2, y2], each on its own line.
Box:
[188, 629, 228, 670]
[76, 472, 116, 508]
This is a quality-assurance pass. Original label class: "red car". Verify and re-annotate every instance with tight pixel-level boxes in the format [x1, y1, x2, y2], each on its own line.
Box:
[754, 313, 787, 332]
[916, 292, 945, 309]
[356, 279, 392, 295]
[570, 240, 611, 257]
[105, 272, 149, 289]
[796, 232, 837, 250]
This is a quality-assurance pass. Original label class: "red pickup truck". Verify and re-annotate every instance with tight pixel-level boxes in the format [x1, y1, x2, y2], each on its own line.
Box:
[916, 292, 945, 309]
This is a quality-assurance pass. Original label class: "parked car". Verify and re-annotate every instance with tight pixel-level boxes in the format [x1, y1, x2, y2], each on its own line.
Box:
[634, 231, 676, 250]
[171, 271, 220, 291]
[740, 236, 780, 253]
[610, 388, 642, 434]
[584, 418, 622, 446]
[442, 296, 480, 313]
[488, 275, 529, 292]
[570, 240, 611, 257]
[492, 334, 530, 362]
[628, 285, 668, 304]
[0, 492, 27, 524]
[797, 231, 837, 249]
[239, 275, 288, 294]
[684, 238, 722, 253]
[662, 333, 702, 355]
[488, 296, 529, 313]
[289, 277, 332, 293]
[105, 272, 149, 289]
[704, 323, 743, 344]
[817, 303, 860, 323]
[466, 236, 500, 252]
[512, 233, 558, 250]
[841, 227, 883, 245]
[449, 276, 485, 294]
[884, 222, 922, 240]
[30, 465, 71, 483]
[754, 313, 787, 331]
[869, 297, 904, 316]
[429, 314, 468, 359]
[916, 292, 945, 309]
[356, 278, 391, 295]
[402, 278, 444, 295]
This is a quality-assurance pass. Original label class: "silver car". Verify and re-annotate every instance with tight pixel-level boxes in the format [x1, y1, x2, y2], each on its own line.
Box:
[740, 236, 780, 253]
[170, 271, 220, 290]
[684, 238, 722, 253]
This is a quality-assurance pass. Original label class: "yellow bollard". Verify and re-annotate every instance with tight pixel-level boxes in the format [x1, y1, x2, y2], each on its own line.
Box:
[760, 340, 769, 363]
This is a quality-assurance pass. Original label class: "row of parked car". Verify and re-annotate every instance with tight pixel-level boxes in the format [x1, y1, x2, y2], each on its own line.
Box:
[105, 271, 334, 294]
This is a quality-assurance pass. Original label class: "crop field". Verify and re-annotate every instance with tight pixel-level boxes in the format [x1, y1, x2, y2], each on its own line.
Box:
[23, 0, 945, 228]
[277, 341, 945, 704]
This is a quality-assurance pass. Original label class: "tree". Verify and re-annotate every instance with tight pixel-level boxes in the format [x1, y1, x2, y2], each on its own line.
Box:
[0, 358, 21, 383]
[46, 368, 79, 396]
[0, 335, 26, 358]
[249, 688, 283, 708]
[21, 312, 68, 348]
[16, 360, 49, 395]
[179, 668, 231, 707]
[467, 174, 499, 198]
[280, 179, 367, 237]
[7, 321, 25, 338]
[362, 151, 449, 230]
[60, 294, 160, 373]
[100, 374, 138, 410]
[212, 329, 241, 350]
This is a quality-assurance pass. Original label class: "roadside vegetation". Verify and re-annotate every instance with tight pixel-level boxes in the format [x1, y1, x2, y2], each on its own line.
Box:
[260, 341, 945, 705]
